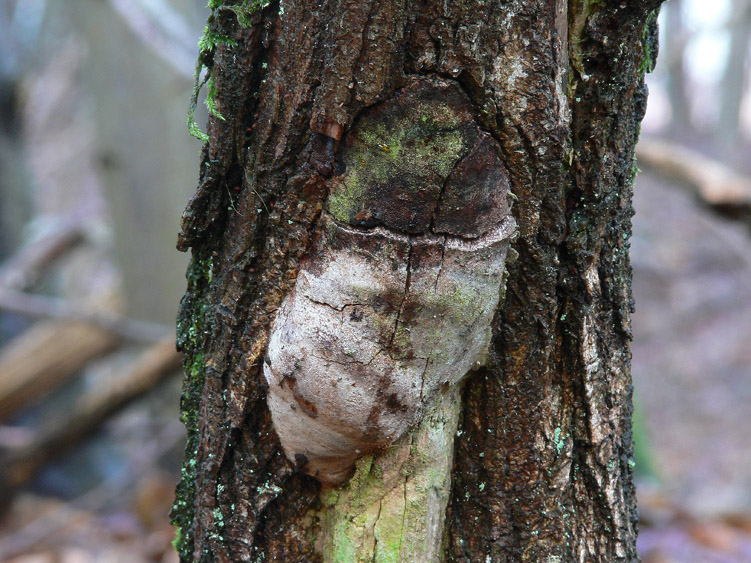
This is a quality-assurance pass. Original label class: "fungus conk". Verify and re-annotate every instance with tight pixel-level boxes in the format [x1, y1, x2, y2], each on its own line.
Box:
[264, 77, 516, 484]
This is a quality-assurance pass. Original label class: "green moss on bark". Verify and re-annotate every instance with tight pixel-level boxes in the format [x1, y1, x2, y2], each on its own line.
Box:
[188, 1, 268, 141]
[317, 387, 463, 562]
[171, 253, 214, 560]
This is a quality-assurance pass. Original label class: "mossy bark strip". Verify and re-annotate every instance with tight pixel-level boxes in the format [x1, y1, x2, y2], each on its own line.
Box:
[319, 385, 462, 562]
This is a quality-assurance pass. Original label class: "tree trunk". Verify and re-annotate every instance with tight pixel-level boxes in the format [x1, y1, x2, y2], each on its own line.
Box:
[718, 0, 751, 143]
[661, 0, 692, 136]
[171, 1, 661, 561]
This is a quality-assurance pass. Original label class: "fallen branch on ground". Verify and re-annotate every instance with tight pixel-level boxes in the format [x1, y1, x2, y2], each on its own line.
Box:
[0, 320, 119, 421]
[636, 139, 751, 219]
[0, 336, 182, 495]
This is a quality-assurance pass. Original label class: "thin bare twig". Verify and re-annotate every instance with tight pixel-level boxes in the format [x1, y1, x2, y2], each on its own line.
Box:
[0, 289, 172, 343]
[108, 0, 197, 79]
[0, 221, 85, 291]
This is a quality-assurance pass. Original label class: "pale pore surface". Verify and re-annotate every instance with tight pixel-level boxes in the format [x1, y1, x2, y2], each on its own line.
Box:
[265, 213, 514, 483]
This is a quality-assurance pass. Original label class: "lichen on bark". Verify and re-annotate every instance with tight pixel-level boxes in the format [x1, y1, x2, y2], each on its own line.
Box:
[316, 385, 462, 562]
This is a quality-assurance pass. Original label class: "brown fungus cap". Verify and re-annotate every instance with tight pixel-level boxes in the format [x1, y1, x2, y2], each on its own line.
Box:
[327, 77, 510, 238]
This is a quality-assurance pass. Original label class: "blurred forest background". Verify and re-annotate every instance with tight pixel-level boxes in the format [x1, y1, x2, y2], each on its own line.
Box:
[0, 0, 749, 561]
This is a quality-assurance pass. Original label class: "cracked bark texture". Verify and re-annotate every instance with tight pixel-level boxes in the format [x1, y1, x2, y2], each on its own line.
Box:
[172, 0, 662, 561]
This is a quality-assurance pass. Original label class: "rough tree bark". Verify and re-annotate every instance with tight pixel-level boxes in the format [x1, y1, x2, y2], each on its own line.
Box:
[171, 1, 661, 561]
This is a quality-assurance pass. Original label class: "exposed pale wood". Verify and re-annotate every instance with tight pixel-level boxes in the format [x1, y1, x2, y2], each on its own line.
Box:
[0, 320, 118, 421]
[318, 386, 462, 562]
[637, 139, 751, 207]
[0, 336, 182, 491]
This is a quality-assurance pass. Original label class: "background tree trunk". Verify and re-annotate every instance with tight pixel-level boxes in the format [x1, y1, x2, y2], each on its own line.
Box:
[65, 0, 206, 325]
[718, 0, 751, 143]
[661, 0, 692, 137]
[172, 1, 662, 561]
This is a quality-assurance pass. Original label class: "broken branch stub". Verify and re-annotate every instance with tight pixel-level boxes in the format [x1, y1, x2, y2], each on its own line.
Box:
[264, 77, 516, 484]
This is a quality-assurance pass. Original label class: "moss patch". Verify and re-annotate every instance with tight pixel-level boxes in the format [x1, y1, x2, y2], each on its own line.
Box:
[317, 387, 462, 562]
[171, 253, 214, 560]
[188, 1, 270, 141]
[327, 79, 476, 233]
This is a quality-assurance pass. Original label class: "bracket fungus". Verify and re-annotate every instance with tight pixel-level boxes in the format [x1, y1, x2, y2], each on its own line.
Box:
[264, 77, 516, 484]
